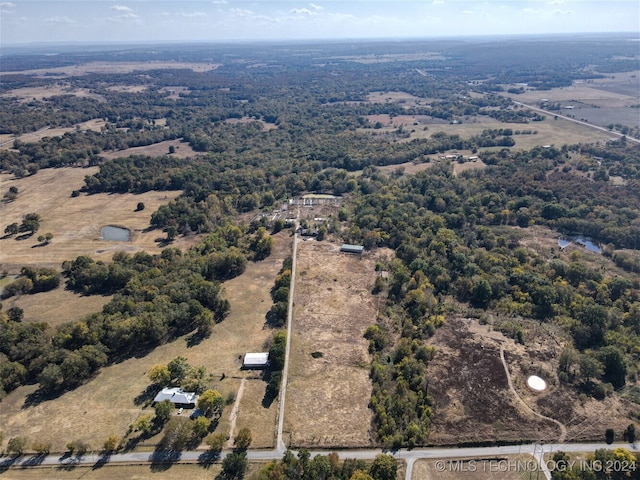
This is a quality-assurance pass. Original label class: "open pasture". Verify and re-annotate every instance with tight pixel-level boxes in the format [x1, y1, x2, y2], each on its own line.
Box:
[1, 61, 221, 77]
[0, 119, 108, 150]
[284, 241, 391, 448]
[0, 83, 106, 103]
[0, 232, 291, 452]
[0, 167, 182, 270]
[99, 138, 198, 160]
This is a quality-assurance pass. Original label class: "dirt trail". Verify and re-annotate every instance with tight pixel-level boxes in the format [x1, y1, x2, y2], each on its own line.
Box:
[499, 345, 567, 442]
[226, 377, 246, 448]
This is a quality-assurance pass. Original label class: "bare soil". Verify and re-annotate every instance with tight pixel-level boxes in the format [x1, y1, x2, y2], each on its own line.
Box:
[284, 240, 392, 448]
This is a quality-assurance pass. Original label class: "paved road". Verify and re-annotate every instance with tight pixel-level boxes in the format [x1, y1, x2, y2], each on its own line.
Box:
[3, 442, 637, 478]
[512, 101, 640, 145]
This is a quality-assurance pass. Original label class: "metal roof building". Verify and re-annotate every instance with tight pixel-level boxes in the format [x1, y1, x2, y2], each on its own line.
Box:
[153, 387, 199, 407]
[242, 352, 269, 369]
[340, 244, 364, 254]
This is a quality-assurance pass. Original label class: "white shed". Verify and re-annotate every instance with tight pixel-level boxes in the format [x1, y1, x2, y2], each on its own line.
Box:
[243, 352, 269, 369]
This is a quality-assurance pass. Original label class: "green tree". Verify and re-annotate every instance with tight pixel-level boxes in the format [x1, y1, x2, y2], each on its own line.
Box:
[221, 451, 248, 479]
[192, 416, 211, 439]
[31, 441, 51, 455]
[350, 471, 375, 480]
[605, 428, 615, 444]
[197, 389, 225, 418]
[234, 427, 252, 450]
[148, 364, 171, 385]
[7, 436, 28, 455]
[598, 346, 627, 389]
[103, 435, 119, 452]
[160, 417, 193, 451]
[206, 432, 227, 452]
[625, 424, 636, 444]
[21, 213, 41, 234]
[369, 454, 398, 480]
[136, 202, 145, 211]
[167, 356, 191, 384]
[154, 399, 175, 425]
[133, 414, 153, 435]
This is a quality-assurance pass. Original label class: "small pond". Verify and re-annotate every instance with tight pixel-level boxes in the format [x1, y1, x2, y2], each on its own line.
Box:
[558, 236, 601, 254]
[101, 225, 130, 241]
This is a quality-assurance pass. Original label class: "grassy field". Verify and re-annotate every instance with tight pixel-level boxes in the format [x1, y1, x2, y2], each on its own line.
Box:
[99, 139, 198, 160]
[2, 287, 112, 327]
[0, 231, 291, 452]
[284, 240, 392, 448]
[0, 167, 182, 271]
[0, 120, 107, 149]
[1, 61, 221, 77]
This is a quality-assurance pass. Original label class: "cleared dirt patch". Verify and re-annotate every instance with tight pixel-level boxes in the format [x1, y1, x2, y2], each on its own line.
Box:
[100, 138, 198, 160]
[426, 316, 560, 445]
[0, 167, 182, 270]
[284, 241, 388, 448]
[0, 232, 290, 452]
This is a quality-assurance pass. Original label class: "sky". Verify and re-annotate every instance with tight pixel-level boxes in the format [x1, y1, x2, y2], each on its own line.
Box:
[1, 0, 639, 45]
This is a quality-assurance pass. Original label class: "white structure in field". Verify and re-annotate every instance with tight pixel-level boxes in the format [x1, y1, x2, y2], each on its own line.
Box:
[243, 352, 269, 369]
[527, 375, 547, 392]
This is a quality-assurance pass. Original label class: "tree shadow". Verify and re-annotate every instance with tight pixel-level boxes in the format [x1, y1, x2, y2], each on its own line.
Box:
[198, 451, 221, 468]
[15, 233, 34, 241]
[19, 454, 46, 468]
[134, 384, 159, 407]
[0, 456, 19, 474]
[149, 448, 181, 472]
[186, 330, 209, 348]
[22, 387, 65, 409]
[92, 453, 111, 470]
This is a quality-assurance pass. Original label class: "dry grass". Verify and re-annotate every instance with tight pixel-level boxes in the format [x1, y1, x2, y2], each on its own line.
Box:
[224, 117, 278, 131]
[0, 84, 106, 103]
[0, 232, 292, 452]
[236, 379, 278, 448]
[284, 241, 391, 448]
[453, 159, 487, 176]
[0, 462, 274, 480]
[412, 455, 537, 480]
[0, 120, 108, 149]
[3, 287, 112, 328]
[2, 61, 221, 77]
[0, 168, 183, 270]
[106, 85, 149, 93]
[504, 82, 638, 108]
[377, 161, 436, 175]
[99, 139, 198, 160]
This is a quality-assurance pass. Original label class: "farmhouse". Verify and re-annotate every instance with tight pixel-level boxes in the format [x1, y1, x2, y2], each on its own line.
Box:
[243, 352, 269, 369]
[153, 387, 199, 407]
[340, 244, 364, 254]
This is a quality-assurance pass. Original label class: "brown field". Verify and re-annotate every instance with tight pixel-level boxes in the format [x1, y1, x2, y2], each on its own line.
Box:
[0, 167, 183, 270]
[377, 160, 436, 175]
[412, 455, 537, 480]
[224, 117, 278, 131]
[1, 61, 221, 77]
[106, 85, 149, 93]
[0, 119, 108, 149]
[366, 91, 428, 105]
[284, 240, 392, 448]
[99, 138, 198, 160]
[0, 84, 106, 103]
[0, 232, 291, 452]
[333, 52, 444, 64]
[3, 287, 112, 328]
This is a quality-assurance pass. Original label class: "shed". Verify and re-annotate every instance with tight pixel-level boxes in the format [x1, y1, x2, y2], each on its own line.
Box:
[153, 387, 199, 407]
[243, 352, 269, 369]
[340, 244, 364, 254]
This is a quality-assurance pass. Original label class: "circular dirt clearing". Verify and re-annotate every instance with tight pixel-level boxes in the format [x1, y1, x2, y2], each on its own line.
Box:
[527, 375, 547, 392]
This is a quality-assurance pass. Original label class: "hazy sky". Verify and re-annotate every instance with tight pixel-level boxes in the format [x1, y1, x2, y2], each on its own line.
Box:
[1, 0, 639, 45]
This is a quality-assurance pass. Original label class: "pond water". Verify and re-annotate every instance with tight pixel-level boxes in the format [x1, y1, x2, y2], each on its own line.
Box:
[101, 225, 130, 241]
[558, 236, 601, 254]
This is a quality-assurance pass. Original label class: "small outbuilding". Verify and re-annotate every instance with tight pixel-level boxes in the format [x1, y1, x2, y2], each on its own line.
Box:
[153, 387, 199, 407]
[243, 352, 269, 369]
[340, 244, 364, 254]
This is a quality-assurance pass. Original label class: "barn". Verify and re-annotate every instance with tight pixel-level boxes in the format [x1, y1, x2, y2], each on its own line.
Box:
[242, 352, 269, 369]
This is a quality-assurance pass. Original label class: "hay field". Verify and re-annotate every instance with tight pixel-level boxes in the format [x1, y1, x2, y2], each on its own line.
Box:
[0, 84, 106, 103]
[0, 232, 291, 452]
[284, 241, 391, 448]
[0, 167, 182, 270]
[100, 139, 198, 160]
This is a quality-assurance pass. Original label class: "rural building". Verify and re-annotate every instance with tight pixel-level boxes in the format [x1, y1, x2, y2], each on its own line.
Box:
[153, 387, 199, 407]
[243, 352, 269, 369]
[340, 244, 364, 254]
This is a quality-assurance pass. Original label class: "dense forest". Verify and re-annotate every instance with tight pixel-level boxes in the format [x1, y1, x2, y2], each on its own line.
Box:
[1, 35, 639, 447]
